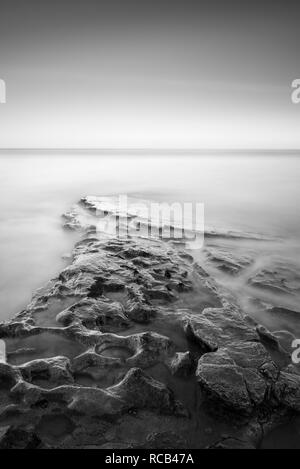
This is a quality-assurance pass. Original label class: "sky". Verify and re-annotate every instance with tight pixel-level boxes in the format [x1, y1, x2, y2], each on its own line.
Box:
[0, 0, 299, 149]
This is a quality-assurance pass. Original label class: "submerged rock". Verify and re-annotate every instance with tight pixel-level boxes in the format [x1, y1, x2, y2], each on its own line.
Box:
[205, 246, 253, 275]
[248, 259, 300, 296]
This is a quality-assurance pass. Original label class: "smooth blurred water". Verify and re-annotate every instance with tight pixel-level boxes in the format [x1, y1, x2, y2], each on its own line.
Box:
[0, 152, 300, 319]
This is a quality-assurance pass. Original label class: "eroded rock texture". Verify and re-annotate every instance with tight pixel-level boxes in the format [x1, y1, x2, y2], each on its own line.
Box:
[0, 196, 299, 449]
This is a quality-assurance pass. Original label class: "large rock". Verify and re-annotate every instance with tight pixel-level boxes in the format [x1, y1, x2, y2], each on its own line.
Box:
[184, 306, 258, 353]
[196, 350, 253, 414]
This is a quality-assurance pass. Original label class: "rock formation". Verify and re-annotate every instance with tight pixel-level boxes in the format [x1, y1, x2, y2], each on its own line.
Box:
[0, 196, 299, 449]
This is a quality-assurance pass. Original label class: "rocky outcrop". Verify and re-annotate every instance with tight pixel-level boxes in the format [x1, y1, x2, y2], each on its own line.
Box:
[0, 195, 299, 449]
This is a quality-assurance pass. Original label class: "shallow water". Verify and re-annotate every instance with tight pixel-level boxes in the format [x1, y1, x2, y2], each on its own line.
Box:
[6, 332, 86, 365]
[260, 417, 300, 449]
[0, 151, 300, 325]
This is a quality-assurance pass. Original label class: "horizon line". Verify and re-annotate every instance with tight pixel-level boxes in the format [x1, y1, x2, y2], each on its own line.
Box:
[0, 148, 300, 154]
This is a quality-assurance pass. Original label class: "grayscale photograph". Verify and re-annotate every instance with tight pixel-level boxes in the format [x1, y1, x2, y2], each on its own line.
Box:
[0, 0, 300, 454]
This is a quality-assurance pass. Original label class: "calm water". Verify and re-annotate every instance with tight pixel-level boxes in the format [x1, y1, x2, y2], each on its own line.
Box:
[0, 152, 300, 319]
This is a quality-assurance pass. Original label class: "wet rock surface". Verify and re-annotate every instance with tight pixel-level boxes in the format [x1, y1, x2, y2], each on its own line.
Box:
[0, 196, 299, 449]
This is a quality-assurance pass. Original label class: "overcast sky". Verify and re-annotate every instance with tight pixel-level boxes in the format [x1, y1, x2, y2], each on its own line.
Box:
[0, 0, 299, 149]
